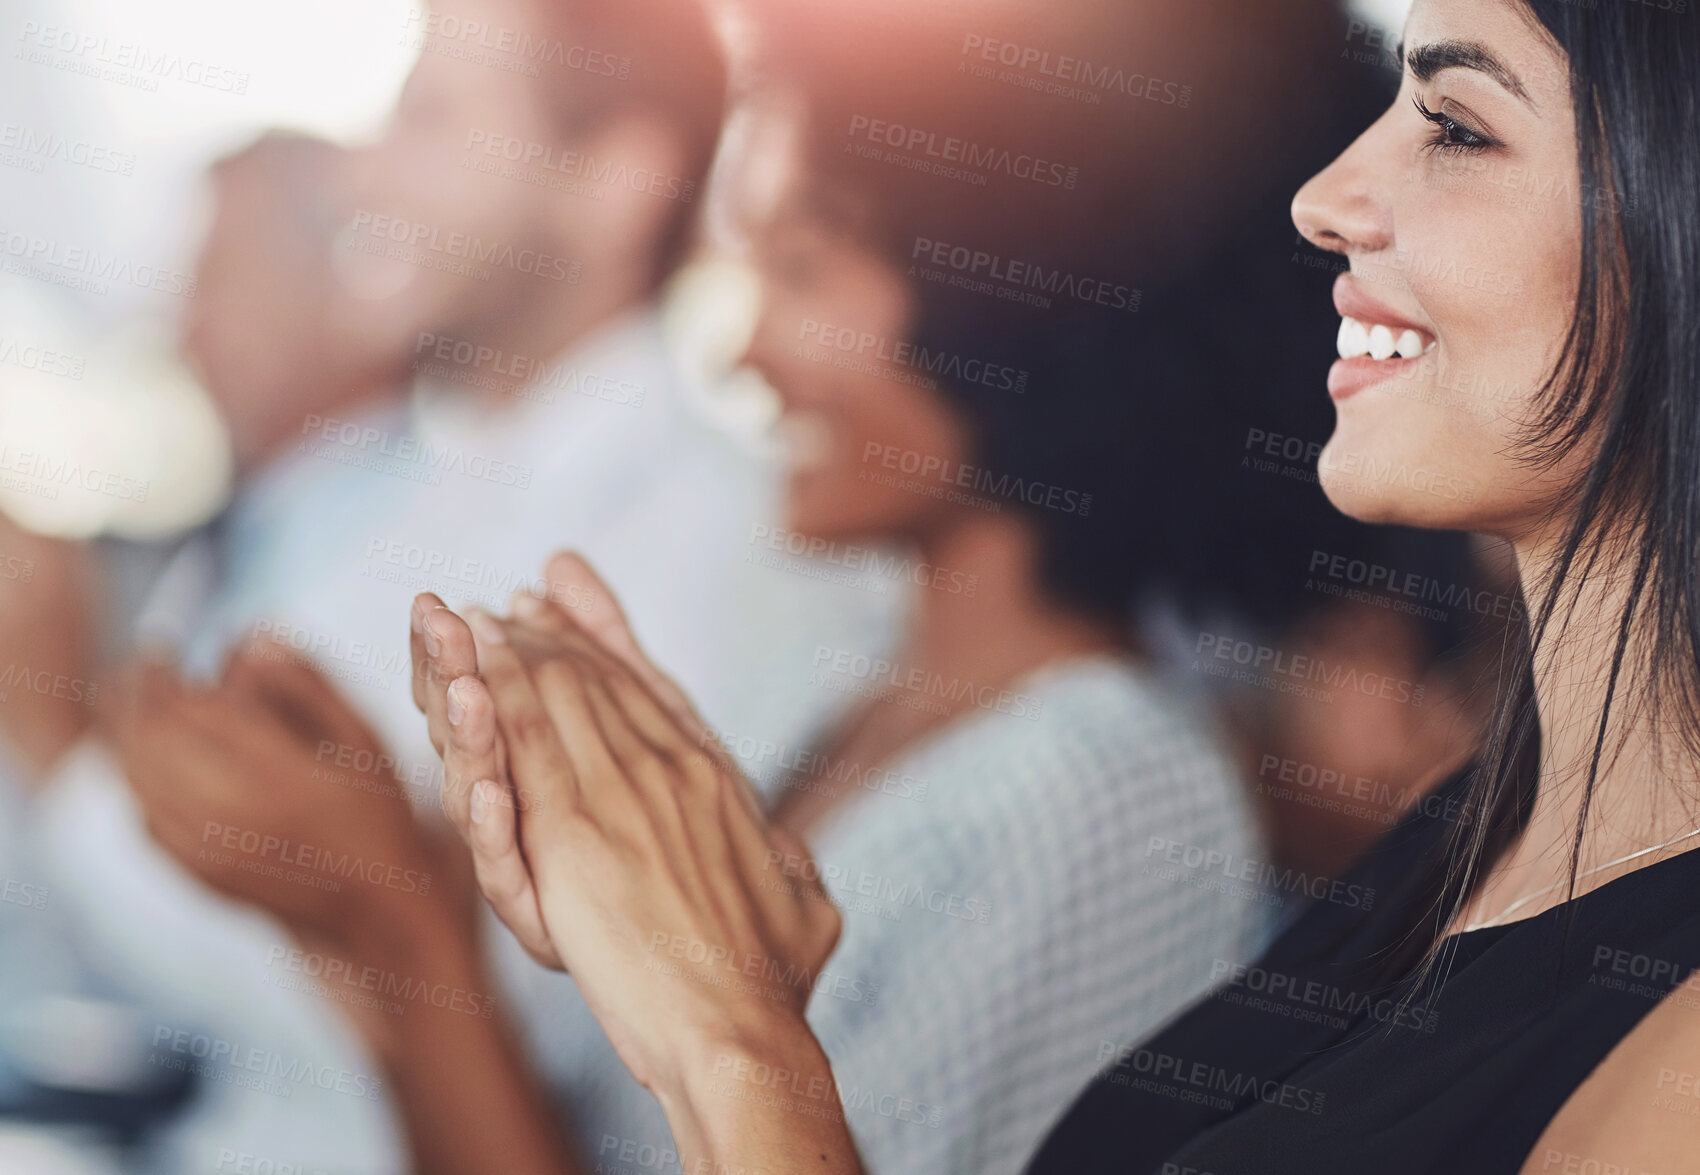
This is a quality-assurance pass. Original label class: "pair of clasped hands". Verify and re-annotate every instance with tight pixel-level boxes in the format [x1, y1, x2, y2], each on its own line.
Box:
[108, 552, 861, 1173]
[407, 553, 856, 1169]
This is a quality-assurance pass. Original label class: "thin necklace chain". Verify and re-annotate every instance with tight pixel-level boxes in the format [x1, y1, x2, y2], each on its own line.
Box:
[1462, 825, 1700, 932]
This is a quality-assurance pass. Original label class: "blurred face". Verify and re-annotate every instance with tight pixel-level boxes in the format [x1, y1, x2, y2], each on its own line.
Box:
[187, 141, 394, 467]
[341, 0, 574, 327]
[742, 209, 969, 542]
[1291, 0, 1591, 542]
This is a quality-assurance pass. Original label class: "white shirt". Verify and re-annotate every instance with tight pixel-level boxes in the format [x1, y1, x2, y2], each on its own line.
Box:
[23, 308, 902, 1174]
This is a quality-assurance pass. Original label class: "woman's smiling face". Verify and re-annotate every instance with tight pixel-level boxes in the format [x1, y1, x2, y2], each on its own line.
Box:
[1292, 0, 1595, 542]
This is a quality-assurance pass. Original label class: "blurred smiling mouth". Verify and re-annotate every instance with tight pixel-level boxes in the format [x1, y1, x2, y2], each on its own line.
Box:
[1328, 274, 1438, 401]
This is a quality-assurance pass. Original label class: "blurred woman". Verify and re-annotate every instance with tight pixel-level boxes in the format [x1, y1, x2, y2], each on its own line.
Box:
[401, 22, 1472, 1172]
[413, 0, 1700, 1172]
[408, 108, 1283, 1172]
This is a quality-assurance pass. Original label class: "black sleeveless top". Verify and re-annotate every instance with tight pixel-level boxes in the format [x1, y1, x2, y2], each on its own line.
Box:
[1026, 770, 1700, 1174]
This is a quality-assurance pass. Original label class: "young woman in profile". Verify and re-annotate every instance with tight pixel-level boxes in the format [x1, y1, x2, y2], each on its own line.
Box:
[410, 0, 1700, 1171]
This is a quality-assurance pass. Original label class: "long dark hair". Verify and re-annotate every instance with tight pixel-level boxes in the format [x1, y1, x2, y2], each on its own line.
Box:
[779, 0, 1479, 638]
[1390, 0, 1700, 984]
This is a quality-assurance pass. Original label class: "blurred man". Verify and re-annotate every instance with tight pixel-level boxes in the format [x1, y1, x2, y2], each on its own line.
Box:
[20, 1, 898, 1171]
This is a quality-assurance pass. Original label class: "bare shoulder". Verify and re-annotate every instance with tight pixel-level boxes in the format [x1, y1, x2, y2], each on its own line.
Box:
[1522, 978, 1700, 1174]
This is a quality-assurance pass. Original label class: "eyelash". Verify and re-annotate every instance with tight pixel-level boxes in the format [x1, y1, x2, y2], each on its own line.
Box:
[1412, 96, 1498, 155]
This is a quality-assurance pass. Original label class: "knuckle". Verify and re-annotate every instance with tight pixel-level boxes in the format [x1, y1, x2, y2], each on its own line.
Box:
[632, 753, 679, 795]
[675, 749, 724, 794]
[507, 707, 558, 750]
[532, 657, 581, 700]
[484, 862, 529, 906]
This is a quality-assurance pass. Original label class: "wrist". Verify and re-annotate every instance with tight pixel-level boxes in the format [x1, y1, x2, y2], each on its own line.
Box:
[339, 885, 479, 974]
[299, 899, 492, 1066]
[657, 1011, 833, 1161]
[313, 826, 478, 962]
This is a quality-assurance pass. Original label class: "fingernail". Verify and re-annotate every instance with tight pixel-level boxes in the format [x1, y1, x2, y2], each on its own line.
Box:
[512, 592, 544, 620]
[468, 609, 507, 646]
[446, 680, 466, 726]
[421, 613, 443, 657]
[470, 780, 489, 825]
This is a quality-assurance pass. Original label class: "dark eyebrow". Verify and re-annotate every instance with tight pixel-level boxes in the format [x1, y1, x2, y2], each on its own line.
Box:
[1405, 39, 1532, 104]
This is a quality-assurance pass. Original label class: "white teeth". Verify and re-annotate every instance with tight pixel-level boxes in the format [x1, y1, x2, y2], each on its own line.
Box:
[1336, 316, 1432, 361]
[1337, 317, 1371, 359]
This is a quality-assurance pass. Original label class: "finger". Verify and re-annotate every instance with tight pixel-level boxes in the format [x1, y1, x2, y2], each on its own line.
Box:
[114, 676, 260, 833]
[410, 593, 446, 712]
[411, 594, 477, 723]
[439, 675, 503, 839]
[105, 663, 193, 812]
[222, 644, 377, 753]
[540, 551, 711, 740]
[418, 604, 481, 757]
[465, 777, 558, 967]
[464, 609, 580, 820]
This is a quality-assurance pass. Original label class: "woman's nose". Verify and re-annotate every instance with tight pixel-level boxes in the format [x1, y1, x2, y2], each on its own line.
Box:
[1291, 121, 1394, 257]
